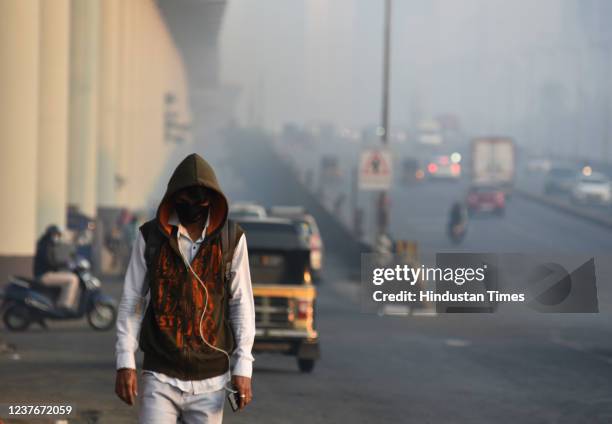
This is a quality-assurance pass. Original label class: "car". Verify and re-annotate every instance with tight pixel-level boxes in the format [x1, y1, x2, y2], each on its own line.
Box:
[229, 202, 267, 220]
[570, 172, 612, 205]
[237, 217, 320, 373]
[426, 155, 461, 180]
[544, 166, 577, 194]
[268, 206, 324, 282]
[467, 184, 505, 215]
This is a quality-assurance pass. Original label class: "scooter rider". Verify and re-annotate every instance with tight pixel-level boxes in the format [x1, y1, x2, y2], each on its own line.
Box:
[33, 225, 79, 314]
[449, 202, 465, 226]
[448, 201, 467, 238]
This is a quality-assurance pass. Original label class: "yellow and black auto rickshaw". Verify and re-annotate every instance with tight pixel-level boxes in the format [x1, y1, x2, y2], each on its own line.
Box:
[238, 217, 319, 373]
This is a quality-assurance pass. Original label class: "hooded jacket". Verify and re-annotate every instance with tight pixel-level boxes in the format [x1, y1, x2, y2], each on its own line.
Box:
[138, 153, 235, 380]
[33, 230, 73, 277]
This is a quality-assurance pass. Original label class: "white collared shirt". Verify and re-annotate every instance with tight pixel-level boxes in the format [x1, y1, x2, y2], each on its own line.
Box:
[115, 213, 255, 394]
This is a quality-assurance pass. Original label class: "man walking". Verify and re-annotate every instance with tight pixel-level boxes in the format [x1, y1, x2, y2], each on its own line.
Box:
[115, 153, 255, 423]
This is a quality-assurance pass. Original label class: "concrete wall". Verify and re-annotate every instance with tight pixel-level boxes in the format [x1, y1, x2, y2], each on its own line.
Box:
[108, 0, 191, 211]
[0, 0, 40, 277]
[0, 0, 192, 280]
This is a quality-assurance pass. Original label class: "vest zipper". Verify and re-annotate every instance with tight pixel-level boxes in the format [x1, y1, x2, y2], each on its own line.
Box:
[184, 346, 189, 379]
[176, 230, 224, 377]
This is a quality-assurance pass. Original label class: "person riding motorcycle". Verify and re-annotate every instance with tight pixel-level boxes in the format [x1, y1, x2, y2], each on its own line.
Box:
[33, 225, 79, 313]
[448, 201, 467, 242]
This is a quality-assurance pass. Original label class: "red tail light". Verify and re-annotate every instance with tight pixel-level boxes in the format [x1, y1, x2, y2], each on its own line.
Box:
[310, 233, 321, 249]
[296, 299, 312, 320]
[428, 163, 438, 173]
[451, 163, 461, 175]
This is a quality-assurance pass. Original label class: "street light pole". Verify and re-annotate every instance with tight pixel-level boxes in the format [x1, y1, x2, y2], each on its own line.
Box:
[381, 0, 391, 147]
[377, 0, 392, 238]
[602, 47, 611, 164]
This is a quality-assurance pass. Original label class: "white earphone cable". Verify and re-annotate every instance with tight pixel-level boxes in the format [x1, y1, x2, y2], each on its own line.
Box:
[180, 238, 235, 394]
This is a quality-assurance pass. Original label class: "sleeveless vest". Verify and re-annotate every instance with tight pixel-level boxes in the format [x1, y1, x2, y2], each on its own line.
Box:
[138, 219, 241, 380]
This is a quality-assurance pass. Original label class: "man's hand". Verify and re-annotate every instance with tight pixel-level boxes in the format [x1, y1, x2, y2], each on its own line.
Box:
[232, 375, 252, 410]
[115, 368, 138, 405]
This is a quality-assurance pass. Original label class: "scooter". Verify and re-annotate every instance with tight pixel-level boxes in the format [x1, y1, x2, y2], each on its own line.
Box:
[0, 257, 117, 331]
[448, 220, 467, 244]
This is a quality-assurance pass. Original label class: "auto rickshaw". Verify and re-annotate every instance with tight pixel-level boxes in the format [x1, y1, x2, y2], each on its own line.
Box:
[238, 217, 320, 373]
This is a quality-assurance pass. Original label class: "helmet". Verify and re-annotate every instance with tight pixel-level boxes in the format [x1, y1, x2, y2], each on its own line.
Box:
[45, 224, 62, 237]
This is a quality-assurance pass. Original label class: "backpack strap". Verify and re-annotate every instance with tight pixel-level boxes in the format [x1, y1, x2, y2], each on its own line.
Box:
[140, 220, 164, 272]
[221, 219, 244, 298]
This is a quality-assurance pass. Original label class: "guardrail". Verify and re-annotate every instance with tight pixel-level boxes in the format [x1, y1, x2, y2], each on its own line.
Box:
[270, 141, 373, 262]
[225, 130, 372, 272]
[515, 188, 612, 230]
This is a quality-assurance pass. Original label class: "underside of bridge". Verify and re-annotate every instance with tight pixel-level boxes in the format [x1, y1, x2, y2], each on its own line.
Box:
[157, 0, 238, 140]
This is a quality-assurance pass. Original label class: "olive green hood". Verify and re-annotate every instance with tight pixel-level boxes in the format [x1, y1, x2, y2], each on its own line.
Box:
[156, 153, 228, 238]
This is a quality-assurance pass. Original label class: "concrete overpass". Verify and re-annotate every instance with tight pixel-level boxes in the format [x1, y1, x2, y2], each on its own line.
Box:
[158, 0, 238, 138]
[0, 0, 230, 279]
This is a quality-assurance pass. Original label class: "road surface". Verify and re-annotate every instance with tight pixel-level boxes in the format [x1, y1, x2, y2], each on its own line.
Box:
[1, 138, 612, 423]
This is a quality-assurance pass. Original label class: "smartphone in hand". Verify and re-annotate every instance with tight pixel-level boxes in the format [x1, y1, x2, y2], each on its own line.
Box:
[227, 389, 240, 412]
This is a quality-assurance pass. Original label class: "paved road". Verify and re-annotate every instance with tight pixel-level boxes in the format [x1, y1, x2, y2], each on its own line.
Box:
[228, 137, 612, 423]
[391, 179, 612, 253]
[2, 137, 612, 423]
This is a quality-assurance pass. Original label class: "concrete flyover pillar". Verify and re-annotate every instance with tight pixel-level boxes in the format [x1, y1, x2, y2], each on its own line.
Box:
[98, 0, 122, 208]
[37, 0, 70, 235]
[0, 0, 40, 260]
[67, 0, 100, 218]
[114, 0, 131, 208]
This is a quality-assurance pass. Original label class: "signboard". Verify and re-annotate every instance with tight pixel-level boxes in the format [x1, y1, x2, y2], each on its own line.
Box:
[418, 119, 443, 145]
[359, 149, 393, 191]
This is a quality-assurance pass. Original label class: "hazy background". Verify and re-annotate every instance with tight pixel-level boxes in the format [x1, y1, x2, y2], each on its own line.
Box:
[220, 0, 611, 160]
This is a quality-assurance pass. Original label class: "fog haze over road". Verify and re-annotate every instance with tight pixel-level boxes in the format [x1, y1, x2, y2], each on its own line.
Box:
[220, 1, 610, 161]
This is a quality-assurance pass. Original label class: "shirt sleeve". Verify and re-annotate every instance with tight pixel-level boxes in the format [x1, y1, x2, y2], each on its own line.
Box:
[115, 232, 149, 370]
[228, 233, 256, 378]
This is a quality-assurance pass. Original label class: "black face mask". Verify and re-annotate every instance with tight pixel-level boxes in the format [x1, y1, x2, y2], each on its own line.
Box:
[175, 202, 209, 225]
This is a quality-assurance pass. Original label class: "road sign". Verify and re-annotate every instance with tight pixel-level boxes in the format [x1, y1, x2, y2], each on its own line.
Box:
[358, 149, 393, 190]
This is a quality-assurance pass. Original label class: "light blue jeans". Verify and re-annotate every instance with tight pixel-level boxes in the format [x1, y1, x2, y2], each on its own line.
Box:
[139, 372, 225, 424]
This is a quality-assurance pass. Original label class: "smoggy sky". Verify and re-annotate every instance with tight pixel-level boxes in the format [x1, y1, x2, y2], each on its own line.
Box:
[219, 0, 607, 157]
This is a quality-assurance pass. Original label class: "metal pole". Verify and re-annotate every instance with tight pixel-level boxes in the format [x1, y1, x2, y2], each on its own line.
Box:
[381, 0, 391, 147]
[603, 47, 611, 165]
[377, 0, 392, 238]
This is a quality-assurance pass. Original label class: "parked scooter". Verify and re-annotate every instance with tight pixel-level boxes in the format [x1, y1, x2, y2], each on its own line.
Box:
[0, 257, 117, 331]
